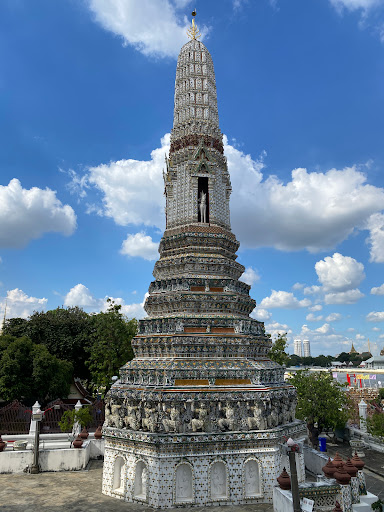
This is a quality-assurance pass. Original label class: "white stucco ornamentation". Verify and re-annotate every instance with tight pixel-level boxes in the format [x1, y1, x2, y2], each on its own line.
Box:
[102, 16, 303, 509]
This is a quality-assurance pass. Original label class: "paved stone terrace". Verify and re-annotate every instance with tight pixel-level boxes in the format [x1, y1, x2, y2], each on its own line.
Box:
[0, 461, 273, 512]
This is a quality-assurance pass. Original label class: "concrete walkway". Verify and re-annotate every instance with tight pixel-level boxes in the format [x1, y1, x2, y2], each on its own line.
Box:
[0, 460, 273, 512]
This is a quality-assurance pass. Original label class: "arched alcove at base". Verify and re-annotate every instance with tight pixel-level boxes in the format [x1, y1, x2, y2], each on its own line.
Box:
[113, 456, 125, 493]
[175, 463, 193, 503]
[134, 461, 148, 500]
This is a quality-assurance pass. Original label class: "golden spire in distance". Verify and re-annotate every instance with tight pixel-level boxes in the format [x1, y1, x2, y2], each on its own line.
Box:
[187, 9, 201, 40]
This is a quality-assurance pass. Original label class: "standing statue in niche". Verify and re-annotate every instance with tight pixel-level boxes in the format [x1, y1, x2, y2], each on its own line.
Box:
[199, 191, 207, 223]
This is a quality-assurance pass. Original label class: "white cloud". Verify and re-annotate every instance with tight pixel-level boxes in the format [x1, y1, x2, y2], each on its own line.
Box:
[356, 333, 366, 340]
[0, 288, 47, 319]
[347, 327, 355, 332]
[372, 326, 381, 331]
[70, 135, 384, 257]
[64, 283, 147, 318]
[250, 307, 272, 322]
[309, 304, 323, 312]
[87, 0, 208, 59]
[315, 323, 333, 335]
[227, 148, 384, 252]
[329, 0, 381, 12]
[371, 283, 384, 295]
[265, 321, 292, 338]
[304, 285, 322, 295]
[240, 266, 260, 286]
[292, 282, 305, 290]
[324, 289, 364, 304]
[315, 253, 365, 292]
[259, 290, 311, 309]
[379, 333, 384, 339]
[366, 311, 384, 322]
[306, 313, 323, 322]
[329, 0, 384, 42]
[85, 134, 169, 228]
[120, 232, 159, 261]
[366, 213, 384, 263]
[325, 312, 342, 322]
[0, 179, 76, 249]
[64, 284, 100, 308]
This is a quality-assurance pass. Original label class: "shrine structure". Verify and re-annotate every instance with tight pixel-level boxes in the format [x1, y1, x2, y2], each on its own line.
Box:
[102, 13, 305, 508]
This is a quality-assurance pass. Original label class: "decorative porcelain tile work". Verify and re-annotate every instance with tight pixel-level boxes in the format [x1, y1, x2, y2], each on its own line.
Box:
[102, 17, 301, 509]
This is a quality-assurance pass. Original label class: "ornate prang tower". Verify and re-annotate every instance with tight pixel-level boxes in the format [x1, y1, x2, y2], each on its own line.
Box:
[102, 12, 305, 508]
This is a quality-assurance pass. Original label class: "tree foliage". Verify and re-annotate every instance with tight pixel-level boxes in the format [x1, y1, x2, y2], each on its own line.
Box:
[289, 370, 351, 436]
[367, 411, 384, 439]
[1, 301, 137, 399]
[0, 335, 73, 405]
[59, 406, 93, 432]
[4, 307, 92, 379]
[287, 354, 335, 368]
[86, 299, 137, 393]
[268, 333, 289, 367]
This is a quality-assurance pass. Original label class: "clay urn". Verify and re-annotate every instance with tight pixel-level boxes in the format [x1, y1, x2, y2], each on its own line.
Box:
[79, 427, 89, 440]
[0, 435, 6, 452]
[333, 501, 343, 512]
[332, 452, 344, 469]
[344, 458, 358, 478]
[73, 435, 83, 449]
[351, 452, 365, 471]
[94, 425, 103, 440]
[334, 465, 351, 486]
[277, 467, 291, 490]
[322, 458, 337, 478]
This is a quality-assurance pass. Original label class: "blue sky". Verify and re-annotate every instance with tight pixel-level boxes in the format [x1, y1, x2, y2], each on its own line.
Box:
[1, 0, 384, 357]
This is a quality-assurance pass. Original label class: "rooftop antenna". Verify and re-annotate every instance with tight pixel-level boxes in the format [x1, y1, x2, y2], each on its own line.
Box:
[187, 9, 201, 40]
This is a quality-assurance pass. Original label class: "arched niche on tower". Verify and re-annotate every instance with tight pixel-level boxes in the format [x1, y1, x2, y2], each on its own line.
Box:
[112, 455, 126, 494]
[210, 461, 228, 500]
[134, 460, 148, 501]
[243, 458, 263, 498]
[174, 462, 194, 504]
[198, 176, 209, 223]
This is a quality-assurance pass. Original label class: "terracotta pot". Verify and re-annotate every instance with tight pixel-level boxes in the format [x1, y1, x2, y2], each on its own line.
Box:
[0, 436, 6, 452]
[333, 501, 343, 512]
[334, 465, 351, 486]
[79, 427, 89, 440]
[332, 452, 344, 469]
[94, 425, 103, 440]
[322, 458, 336, 478]
[351, 452, 365, 471]
[277, 467, 291, 490]
[344, 458, 358, 478]
[73, 435, 83, 449]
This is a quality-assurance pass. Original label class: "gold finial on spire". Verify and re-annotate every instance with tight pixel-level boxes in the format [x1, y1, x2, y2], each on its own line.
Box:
[187, 9, 201, 40]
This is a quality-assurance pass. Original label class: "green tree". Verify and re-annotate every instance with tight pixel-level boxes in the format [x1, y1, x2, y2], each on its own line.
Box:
[4, 307, 92, 380]
[338, 352, 350, 363]
[366, 411, 384, 439]
[313, 355, 334, 367]
[0, 335, 73, 404]
[289, 370, 351, 439]
[86, 299, 137, 393]
[288, 354, 302, 367]
[59, 406, 93, 432]
[268, 333, 289, 366]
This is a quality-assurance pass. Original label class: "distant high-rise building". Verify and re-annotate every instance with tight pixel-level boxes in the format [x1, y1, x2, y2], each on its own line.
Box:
[294, 339, 303, 357]
[303, 339, 311, 358]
